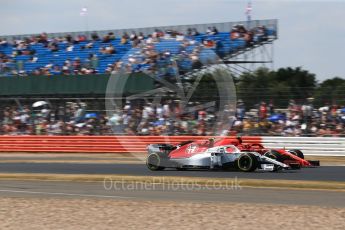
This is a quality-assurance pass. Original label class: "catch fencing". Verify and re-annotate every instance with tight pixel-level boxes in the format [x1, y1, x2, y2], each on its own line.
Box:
[0, 135, 343, 156]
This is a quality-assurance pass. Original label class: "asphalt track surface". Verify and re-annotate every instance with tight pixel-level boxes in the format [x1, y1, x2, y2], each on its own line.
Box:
[0, 163, 344, 182]
[0, 180, 344, 207]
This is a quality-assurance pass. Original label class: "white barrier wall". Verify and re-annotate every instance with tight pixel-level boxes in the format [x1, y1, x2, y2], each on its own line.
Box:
[261, 137, 345, 156]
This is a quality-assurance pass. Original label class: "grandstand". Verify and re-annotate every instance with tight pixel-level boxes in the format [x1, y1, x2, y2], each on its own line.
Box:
[0, 19, 284, 136]
[0, 19, 277, 77]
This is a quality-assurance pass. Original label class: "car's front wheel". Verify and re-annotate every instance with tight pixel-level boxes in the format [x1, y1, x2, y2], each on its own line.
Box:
[236, 153, 258, 172]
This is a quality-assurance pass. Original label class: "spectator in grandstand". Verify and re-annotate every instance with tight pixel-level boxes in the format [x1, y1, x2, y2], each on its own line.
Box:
[91, 32, 100, 41]
[258, 101, 268, 121]
[62, 65, 71, 75]
[121, 34, 129, 44]
[51, 65, 61, 75]
[153, 29, 164, 38]
[0, 38, 8, 46]
[66, 44, 74, 52]
[48, 39, 59, 52]
[137, 32, 145, 41]
[268, 100, 275, 115]
[244, 30, 254, 46]
[301, 98, 314, 124]
[0, 52, 12, 71]
[186, 28, 200, 37]
[212, 26, 219, 35]
[129, 31, 137, 41]
[99, 47, 106, 54]
[37, 32, 49, 45]
[236, 100, 246, 121]
[65, 34, 74, 43]
[230, 26, 240, 40]
[202, 39, 215, 48]
[42, 68, 53, 76]
[80, 40, 94, 50]
[192, 28, 200, 36]
[30, 68, 39, 76]
[102, 32, 115, 43]
[254, 25, 268, 42]
[101, 44, 116, 54]
[76, 34, 87, 42]
[230, 24, 249, 41]
[105, 63, 114, 74]
[72, 58, 82, 72]
[206, 27, 218, 35]
[186, 28, 193, 36]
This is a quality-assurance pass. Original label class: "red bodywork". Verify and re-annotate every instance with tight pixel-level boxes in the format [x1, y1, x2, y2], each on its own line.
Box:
[168, 139, 240, 159]
[218, 138, 313, 167]
[168, 140, 209, 159]
[169, 138, 312, 167]
[236, 143, 312, 167]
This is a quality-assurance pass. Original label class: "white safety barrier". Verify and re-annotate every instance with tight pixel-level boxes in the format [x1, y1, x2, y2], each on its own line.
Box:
[261, 137, 345, 156]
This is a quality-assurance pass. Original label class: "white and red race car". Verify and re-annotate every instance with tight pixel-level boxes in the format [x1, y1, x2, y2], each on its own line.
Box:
[146, 139, 297, 172]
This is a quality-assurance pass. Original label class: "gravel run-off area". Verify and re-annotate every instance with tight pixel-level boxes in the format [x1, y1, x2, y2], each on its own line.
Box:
[0, 197, 344, 230]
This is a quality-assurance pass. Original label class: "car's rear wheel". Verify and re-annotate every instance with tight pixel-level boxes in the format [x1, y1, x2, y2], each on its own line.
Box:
[236, 153, 258, 172]
[146, 153, 165, 171]
[289, 149, 304, 159]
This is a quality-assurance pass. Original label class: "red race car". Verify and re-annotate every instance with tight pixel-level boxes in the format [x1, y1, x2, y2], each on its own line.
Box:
[146, 139, 292, 172]
[216, 137, 320, 167]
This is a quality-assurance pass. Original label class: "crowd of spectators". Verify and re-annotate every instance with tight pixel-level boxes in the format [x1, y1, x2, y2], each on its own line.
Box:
[0, 24, 271, 77]
[233, 99, 345, 137]
[1, 99, 344, 137]
[103, 30, 206, 77]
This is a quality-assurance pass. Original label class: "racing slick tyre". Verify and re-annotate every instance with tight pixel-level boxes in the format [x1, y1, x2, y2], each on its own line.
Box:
[236, 153, 258, 172]
[289, 149, 305, 159]
[146, 153, 165, 171]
